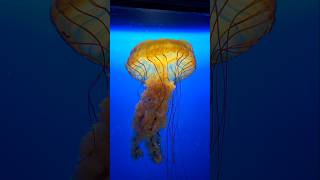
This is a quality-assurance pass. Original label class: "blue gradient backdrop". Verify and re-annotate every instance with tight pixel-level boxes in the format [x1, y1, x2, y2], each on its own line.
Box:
[1, 0, 319, 180]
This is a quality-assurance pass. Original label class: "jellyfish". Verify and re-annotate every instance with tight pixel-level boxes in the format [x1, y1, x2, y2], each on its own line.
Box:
[51, 0, 110, 179]
[210, 0, 276, 179]
[126, 39, 196, 163]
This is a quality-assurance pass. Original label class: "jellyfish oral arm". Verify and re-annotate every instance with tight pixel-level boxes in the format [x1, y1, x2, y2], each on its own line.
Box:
[131, 77, 175, 163]
[134, 77, 175, 136]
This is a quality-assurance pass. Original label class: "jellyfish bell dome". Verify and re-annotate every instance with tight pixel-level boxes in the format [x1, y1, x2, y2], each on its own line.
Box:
[51, 0, 109, 67]
[211, 0, 276, 64]
[126, 39, 196, 82]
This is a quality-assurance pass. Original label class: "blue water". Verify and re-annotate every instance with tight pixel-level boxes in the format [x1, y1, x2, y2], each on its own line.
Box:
[1, 0, 319, 180]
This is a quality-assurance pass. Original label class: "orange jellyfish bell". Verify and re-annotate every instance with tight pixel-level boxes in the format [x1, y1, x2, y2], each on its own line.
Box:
[127, 39, 196, 82]
[51, 0, 109, 67]
[211, 0, 276, 63]
[126, 39, 196, 163]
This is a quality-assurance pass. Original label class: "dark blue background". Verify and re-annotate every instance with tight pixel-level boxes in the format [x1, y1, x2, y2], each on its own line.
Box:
[221, 1, 320, 180]
[1, 0, 319, 180]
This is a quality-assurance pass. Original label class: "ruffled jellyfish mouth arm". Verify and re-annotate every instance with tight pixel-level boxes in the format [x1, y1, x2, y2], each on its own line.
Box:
[147, 132, 162, 163]
[132, 135, 144, 159]
[131, 131, 162, 163]
[133, 77, 175, 134]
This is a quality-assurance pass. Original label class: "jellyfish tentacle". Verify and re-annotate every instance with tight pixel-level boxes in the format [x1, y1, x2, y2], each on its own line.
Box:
[155, 55, 166, 81]
[146, 56, 165, 86]
[128, 63, 145, 80]
[136, 60, 148, 78]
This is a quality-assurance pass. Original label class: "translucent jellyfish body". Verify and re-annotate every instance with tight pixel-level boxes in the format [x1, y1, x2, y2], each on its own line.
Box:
[126, 39, 196, 163]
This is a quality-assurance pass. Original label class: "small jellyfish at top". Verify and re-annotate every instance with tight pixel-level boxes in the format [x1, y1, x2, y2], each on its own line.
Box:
[126, 39, 196, 163]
